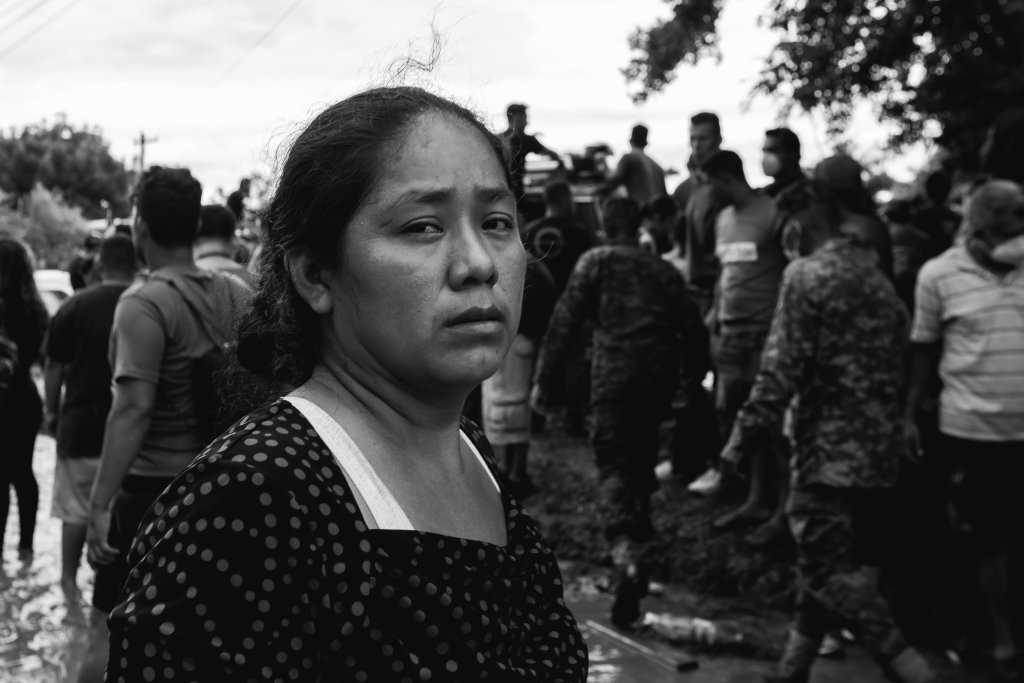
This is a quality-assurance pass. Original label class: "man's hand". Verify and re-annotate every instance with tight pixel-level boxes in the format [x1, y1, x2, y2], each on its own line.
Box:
[904, 416, 924, 464]
[86, 506, 119, 567]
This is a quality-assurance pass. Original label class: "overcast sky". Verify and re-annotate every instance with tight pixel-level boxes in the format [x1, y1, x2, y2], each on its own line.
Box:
[0, 0, 928, 201]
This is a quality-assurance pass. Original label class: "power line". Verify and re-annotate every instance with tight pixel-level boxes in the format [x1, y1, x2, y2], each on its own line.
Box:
[224, 0, 305, 76]
[0, 0, 57, 37]
[0, 0, 84, 60]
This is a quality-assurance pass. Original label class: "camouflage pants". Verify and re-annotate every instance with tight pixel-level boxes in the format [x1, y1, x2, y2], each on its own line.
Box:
[591, 383, 674, 543]
[788, 485, 908, 661]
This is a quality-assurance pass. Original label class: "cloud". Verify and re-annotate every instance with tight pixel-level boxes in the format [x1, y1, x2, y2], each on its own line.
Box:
[0, 0, 927, 196]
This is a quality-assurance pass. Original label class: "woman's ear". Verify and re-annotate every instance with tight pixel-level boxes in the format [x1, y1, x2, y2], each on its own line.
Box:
[286, 249, 333, 314]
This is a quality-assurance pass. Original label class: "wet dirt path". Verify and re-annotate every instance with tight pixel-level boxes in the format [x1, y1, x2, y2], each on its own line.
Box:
[2, 436, 889, 683]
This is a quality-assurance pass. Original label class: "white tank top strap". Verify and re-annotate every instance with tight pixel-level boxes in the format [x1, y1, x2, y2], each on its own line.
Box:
[460, 430, 501, 494]
[283, 395, 414, 531]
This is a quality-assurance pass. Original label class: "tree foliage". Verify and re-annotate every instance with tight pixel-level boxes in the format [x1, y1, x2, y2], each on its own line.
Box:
[624, 0, 1024, 165]
[0, 116, 131, 220]
[0, 185, 88, 269]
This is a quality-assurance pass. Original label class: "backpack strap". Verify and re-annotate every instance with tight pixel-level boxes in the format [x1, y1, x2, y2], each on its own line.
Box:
[149, 272, 232, 350]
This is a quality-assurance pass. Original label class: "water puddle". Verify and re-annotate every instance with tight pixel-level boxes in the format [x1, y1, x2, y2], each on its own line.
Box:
[1, 437, 89, 683]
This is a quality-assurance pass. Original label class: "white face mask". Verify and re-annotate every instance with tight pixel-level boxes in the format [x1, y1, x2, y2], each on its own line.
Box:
[762, 153, 782, 178]
[990, 234, 1024, 267]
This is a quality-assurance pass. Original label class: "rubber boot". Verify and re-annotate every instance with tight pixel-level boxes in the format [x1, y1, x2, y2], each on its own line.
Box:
[763, 630, 821, 683]
[610, 561, 649, 628]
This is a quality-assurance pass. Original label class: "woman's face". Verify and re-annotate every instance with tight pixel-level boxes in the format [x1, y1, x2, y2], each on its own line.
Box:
[323, 114, 525, 394]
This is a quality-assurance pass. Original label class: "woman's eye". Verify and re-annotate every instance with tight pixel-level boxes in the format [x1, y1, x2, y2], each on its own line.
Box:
[482, 217, 514, 233]
[404, 221, 442, 235]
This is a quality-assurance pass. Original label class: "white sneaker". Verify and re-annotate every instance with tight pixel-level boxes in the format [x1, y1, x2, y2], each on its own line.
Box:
[654, 461, 675, 482]
[818, 633, 845, 658]
[687, 468, 722, 495]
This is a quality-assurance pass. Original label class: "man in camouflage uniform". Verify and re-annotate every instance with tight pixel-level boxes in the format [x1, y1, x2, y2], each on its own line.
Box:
[532, 197, 699, 545]
[722, 180, 965, 683]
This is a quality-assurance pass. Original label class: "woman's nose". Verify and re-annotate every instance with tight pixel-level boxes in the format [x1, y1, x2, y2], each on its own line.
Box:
[449, 221, 497, 288]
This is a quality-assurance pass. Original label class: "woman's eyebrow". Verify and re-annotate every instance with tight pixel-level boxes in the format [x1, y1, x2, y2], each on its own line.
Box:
[386, 187, 451, 209]
[382, 185, 514, 211]
[474, 185, 515, 204]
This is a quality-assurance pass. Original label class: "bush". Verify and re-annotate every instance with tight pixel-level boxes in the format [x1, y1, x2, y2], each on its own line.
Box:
[0, 184, 88, 269]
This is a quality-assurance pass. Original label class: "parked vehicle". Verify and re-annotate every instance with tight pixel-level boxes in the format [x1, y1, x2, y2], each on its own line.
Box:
[520, 144, 612, 242]
[34, 269, 73, 317]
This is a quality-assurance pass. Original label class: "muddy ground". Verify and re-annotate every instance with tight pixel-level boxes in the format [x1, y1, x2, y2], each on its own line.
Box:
[523, 425, 795, 606]
[521, 421, 1016, 682]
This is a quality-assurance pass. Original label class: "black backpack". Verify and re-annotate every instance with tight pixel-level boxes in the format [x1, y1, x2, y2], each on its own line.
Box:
[154, 273, 261, 444]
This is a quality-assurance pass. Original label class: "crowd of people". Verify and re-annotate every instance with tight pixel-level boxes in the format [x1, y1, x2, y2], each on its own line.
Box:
[499, 103, 1024, 682]
[0, 92, 1020, 682]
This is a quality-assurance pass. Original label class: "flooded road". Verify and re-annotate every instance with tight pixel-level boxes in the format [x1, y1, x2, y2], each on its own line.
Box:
[0, 436, 716, 683]
[1, 435, 89, 683]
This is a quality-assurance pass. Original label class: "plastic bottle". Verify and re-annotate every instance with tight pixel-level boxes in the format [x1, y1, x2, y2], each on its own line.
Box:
[641, 612, 745, 646]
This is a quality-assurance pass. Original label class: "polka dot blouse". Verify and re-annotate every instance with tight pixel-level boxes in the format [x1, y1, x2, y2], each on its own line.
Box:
[107, 400, 589, 682]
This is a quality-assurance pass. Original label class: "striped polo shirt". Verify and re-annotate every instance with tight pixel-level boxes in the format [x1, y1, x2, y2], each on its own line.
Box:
[911, 245, 1024, 441]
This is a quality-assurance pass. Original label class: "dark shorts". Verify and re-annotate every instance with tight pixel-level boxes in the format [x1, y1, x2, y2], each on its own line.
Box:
[943, 435, 1024, 547]
[711, 326, 770, 436]
[92, 475, 175, 613]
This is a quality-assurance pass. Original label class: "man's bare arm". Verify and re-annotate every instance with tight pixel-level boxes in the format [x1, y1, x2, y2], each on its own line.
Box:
[87, 301, 165, 566]
[43, 359, 66, 434]
[87, 378, 157, 565]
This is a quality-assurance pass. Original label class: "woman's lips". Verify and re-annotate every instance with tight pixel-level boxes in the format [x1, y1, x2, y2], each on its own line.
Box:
[446, 305, 504, 326]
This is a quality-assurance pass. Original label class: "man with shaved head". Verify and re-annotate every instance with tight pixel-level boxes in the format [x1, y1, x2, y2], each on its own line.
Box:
[906, 179, 1024, 670]
[698, 150, 790, 537]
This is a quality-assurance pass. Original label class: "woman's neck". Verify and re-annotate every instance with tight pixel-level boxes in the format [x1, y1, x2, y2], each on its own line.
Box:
[295, 360, 468, 472]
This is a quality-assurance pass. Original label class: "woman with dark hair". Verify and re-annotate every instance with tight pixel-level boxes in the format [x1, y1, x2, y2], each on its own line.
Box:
[106, 87, 588, 682]
[0, 234, 49, 557]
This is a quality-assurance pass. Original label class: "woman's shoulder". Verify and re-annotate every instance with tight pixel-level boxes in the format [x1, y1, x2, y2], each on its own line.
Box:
[188, 399, 346, 499]
[131, 399, 367, 559]
[203, 398, 319, 458]
[132, 397, 390, 552]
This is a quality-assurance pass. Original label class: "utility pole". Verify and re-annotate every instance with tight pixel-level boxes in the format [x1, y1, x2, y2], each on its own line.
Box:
[133, 131, 158, 174]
